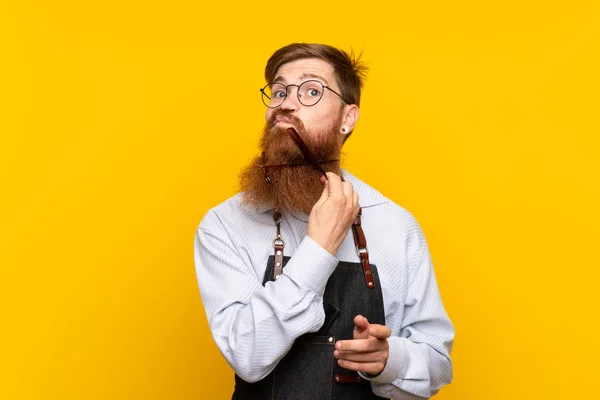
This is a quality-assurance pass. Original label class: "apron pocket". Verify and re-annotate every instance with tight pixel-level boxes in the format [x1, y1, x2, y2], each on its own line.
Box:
[272, 334, 336, 400]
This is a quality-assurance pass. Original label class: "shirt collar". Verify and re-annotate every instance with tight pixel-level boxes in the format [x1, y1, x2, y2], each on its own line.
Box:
[255, 168, 388, 215]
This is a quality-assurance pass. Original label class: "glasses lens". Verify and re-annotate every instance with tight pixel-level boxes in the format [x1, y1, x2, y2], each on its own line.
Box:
[262, 83, 287, 108]
[298, 80, 324, 106]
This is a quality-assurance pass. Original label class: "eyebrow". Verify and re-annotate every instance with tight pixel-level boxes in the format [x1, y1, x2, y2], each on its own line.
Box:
[273, 72, 330, 85]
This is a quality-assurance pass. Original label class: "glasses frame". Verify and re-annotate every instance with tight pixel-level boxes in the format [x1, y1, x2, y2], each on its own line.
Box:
[260, 79, 351, 108]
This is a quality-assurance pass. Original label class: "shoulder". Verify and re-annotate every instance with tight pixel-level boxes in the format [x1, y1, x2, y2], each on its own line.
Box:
[374, 201, 424, 236]
[347, 172, 428, 263]
[198, 193, 250, 230]
[373, 202, 427, 265]
[344, 169, 422, 232]
[197, 192, 271, 236]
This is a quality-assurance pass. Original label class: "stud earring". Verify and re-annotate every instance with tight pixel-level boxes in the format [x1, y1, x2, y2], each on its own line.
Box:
[341, 126, 349, 134]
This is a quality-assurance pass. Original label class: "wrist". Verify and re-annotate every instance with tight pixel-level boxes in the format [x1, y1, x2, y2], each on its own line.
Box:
[307, 234, 338, 256]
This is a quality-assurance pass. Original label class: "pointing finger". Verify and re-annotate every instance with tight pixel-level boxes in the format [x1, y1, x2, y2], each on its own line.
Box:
[335, 338, 384, 352]
[353, 315, 370, 339]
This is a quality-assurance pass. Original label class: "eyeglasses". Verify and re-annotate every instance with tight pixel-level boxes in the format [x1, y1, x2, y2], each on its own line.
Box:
[260, 80, 351, 108]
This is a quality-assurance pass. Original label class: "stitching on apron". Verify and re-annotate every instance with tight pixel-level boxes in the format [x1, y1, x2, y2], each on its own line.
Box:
[328, 347, 334, 400]
[270, 368, 276, 400]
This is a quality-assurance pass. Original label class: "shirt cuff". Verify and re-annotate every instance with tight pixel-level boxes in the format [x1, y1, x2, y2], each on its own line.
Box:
[281, 236, 339, 296]
[359, 336, 407, 384]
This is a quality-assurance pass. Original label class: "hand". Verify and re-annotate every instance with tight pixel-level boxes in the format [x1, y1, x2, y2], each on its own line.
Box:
[333, 315, 391, 376]
[307, 172, 360, 256]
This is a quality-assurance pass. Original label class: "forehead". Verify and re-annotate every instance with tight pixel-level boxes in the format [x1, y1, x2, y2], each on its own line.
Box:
[273, 58, 335, 85]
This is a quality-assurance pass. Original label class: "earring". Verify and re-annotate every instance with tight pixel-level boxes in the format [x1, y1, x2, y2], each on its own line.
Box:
[341, 126, 349, 134]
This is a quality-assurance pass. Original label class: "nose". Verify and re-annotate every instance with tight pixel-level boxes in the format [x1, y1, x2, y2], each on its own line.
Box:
[280, 86, 300, 111]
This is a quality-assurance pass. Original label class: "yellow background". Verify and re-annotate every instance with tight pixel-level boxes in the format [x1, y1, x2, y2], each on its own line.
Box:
[2, 1, 599, 399]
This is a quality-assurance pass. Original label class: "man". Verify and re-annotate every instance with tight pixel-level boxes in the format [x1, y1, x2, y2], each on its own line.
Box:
[194, 43, 454, 400]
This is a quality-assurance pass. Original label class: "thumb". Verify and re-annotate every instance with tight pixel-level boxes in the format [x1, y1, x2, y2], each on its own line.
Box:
[368, 324, 392, 340]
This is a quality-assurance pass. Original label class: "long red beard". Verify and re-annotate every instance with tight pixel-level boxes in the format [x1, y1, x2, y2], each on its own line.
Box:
[239, 111, 343, 214]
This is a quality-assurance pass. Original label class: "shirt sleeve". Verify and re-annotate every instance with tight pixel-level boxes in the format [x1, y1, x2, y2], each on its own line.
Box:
[194, 209, 339, 383]
[359, 224, 455, 399]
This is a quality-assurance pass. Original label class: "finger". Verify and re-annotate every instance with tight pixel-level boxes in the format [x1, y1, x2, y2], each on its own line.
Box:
[315, 177, 329, 205]
[353, 315, 370, 339]
[311, 177, 329, 213]
[336, 338, 381, 352]
[342, 181, 354, 200]
[354, 315, 369, 328]
[336, 359, 385, 375]
[369, 324, 392, 339]
[334, 350, 384, 363]
[325, 172, 343, 196]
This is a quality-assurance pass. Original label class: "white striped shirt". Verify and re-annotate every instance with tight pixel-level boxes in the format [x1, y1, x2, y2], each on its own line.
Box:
[194, 170, 454, 399]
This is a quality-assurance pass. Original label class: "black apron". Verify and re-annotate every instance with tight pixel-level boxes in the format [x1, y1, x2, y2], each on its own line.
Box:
[232, 251, 389, 400]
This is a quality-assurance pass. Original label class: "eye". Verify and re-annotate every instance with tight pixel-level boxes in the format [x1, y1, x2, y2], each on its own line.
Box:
[308, 88, 321, 97]
[273, 90, 287, 98]
[301, 83, 322, 98]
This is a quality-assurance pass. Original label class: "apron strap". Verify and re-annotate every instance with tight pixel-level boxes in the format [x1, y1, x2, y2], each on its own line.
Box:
[273, 210, 284, 280]
[352, 208, 375, 289]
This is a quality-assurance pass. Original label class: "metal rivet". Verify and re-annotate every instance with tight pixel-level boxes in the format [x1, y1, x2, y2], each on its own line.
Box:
[275, 274, 280, 280]
[365, 270, 371, 275]
[362, 259, 368, 264]
[328, 337, 333, 343]
[276, 262, 281, 267]
[335, 376, 340, 382]
[368, 281, 374, 287]
[276, 250, 282, 256]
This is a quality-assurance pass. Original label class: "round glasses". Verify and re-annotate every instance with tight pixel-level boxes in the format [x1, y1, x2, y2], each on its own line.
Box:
[260, 80, 349, 108]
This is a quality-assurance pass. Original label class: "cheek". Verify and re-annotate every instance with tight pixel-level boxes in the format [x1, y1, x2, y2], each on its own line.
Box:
[303, 108, 328, 128]
[312, 107, 339, 130]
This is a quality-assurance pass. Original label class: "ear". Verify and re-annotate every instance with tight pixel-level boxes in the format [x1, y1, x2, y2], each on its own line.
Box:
[340, 104, 360, 135]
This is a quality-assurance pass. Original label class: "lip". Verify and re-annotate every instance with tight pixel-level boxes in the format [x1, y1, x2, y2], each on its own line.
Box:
[275, 116, 293, 124]
[273, 118, 295, 129]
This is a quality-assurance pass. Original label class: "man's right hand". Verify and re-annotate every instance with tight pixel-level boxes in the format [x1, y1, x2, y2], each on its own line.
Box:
[307, 172, 360, 256]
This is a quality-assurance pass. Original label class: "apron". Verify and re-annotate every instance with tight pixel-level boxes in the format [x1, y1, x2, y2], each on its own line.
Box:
[232, 210, 389, 400]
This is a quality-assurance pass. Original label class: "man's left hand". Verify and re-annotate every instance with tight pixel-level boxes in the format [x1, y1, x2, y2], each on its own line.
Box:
[333, 315, 391, 376]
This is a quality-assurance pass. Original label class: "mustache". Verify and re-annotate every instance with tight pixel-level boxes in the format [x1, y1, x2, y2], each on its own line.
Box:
[267, 110, 305, 131]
